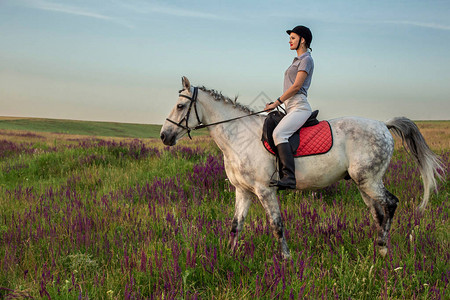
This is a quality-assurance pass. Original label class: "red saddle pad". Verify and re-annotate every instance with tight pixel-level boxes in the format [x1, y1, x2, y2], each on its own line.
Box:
[263, 121, 333, 157]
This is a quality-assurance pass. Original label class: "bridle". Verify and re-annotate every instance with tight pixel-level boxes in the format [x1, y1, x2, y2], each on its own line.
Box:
[166, 86, 273, 139]
[165, 87, 203, 139]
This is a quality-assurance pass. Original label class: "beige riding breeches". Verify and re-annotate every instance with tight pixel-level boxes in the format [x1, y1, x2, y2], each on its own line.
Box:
[273, 94, 312, 146]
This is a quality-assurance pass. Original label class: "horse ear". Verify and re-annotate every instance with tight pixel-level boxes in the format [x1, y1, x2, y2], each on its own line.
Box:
[182, 76, 191, 91]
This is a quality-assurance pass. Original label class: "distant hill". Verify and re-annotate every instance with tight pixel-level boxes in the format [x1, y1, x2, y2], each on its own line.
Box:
[0, 117, 208, 139]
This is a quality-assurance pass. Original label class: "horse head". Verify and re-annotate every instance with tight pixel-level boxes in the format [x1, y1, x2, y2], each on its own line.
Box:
[160, 76, 203, 146]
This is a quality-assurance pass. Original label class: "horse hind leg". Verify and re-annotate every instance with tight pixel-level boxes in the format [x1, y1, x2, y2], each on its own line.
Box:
[357, 183, 399, 255]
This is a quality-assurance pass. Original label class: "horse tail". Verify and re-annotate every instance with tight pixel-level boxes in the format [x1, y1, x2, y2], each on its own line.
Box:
[385, 117, 445, 211]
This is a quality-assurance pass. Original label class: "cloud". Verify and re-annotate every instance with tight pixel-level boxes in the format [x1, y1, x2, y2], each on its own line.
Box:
[112, 0, 236, 21]
[22, 0, 134, 28]
[382, 20, 450, 31]
[33, 1, 112, 20]
[20, 0, 236, 28]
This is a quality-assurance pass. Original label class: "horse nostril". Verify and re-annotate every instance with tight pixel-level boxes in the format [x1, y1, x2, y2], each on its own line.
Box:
[160, 133, 165, 141]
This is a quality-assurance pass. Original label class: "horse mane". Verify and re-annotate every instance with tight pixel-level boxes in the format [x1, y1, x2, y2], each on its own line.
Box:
[198, 86, 255, 114]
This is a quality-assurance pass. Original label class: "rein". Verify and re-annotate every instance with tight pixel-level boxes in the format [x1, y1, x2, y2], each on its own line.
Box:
[166, 86, 270, 139]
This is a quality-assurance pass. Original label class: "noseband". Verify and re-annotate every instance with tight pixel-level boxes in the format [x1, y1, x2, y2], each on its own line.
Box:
[165, 87, 202, 139]
[166, 86, 272, 139]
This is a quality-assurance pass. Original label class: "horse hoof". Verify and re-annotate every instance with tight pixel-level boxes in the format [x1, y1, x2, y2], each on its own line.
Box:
[378, 246, 388, 257]
[281, 248, 291, 260]
[228, 235, 237, 250]
[282, 252, 291, 260]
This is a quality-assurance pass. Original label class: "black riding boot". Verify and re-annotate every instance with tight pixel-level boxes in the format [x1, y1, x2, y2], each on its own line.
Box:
[270, 143, 296, 190]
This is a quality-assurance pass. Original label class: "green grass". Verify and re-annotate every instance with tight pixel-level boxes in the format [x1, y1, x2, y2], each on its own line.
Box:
[0, 126, 448, 299]
[0, 141, 202, 195]
[0, 117, 208, 138]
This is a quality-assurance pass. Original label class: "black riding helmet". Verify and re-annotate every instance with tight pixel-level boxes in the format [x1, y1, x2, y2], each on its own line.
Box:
[286, 25, 312, 50]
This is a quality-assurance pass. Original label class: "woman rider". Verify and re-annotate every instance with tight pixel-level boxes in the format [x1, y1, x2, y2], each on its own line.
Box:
[265, 25, 314, 190]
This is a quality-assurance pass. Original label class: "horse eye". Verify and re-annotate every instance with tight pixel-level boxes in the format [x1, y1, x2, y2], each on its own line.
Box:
[177, 104, 184, 110]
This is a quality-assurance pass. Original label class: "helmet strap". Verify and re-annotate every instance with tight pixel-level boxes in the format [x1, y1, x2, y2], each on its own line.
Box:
[296, 36, 302, 50]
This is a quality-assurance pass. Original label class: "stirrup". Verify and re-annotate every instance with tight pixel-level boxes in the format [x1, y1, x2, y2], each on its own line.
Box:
[269, 179, 278, 186]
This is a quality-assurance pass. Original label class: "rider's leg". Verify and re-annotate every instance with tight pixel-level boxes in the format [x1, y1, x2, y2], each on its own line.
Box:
[271, 108, 311, 189]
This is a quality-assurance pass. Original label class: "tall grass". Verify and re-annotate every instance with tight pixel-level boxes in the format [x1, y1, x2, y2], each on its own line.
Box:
[0, 135, 449, 299]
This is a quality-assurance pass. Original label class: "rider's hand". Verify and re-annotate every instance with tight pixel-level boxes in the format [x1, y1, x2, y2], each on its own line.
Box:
[265, 102, 276, 112]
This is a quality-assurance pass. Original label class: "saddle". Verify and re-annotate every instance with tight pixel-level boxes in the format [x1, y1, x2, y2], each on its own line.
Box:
[261, 110, 333, 157]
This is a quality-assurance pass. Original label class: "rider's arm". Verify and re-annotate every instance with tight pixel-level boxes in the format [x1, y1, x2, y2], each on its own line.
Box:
[279, 71, 307, 102]
[265, 71, 308, 111]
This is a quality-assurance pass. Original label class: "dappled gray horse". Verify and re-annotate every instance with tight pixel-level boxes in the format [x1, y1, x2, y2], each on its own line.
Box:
[160, 76, 444, 258]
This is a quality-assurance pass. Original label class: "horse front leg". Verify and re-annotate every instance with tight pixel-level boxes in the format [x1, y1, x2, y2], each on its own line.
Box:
[255, 187, 290, 259]
[228, 188, 252, 251]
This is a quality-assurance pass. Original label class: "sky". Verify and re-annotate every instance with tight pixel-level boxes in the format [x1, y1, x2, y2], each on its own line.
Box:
[1, 0, 449, 124]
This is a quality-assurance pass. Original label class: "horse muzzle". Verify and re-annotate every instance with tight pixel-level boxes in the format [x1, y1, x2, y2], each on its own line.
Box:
[160, 130, 177, 146]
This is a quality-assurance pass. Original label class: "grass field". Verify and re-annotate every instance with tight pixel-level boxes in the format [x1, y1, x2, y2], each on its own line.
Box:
[0, 119, 448, 299]
[0, 117, 208, 139]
